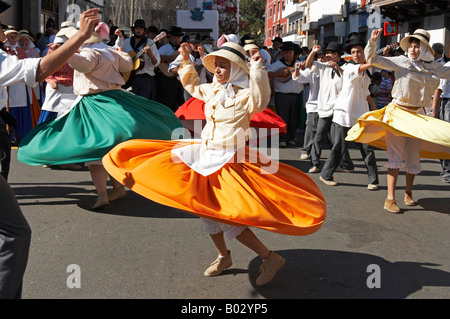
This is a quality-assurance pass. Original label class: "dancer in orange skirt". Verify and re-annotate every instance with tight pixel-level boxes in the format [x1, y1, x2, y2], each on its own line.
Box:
[103, 42, 326, 286]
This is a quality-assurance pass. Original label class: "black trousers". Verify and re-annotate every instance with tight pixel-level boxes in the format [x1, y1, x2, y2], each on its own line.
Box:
[131, 74, 156, 100]
[274, 92, 302, 142]
[0, 175, 32, 298]
[320, 122, 379, 184]
[0, 122, 11, 181]
[158, 76, 185, 112]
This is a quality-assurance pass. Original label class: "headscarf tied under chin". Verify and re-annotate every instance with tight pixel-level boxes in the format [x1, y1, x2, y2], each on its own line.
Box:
[215, 60, 249, 102]
[408, 42, 434, 70]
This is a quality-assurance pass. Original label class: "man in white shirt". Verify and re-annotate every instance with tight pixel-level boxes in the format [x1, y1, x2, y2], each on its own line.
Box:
[168, 34, 210, 101]
[293, 49, 326, 160]
[158, 26, 185, 111]
[305, 41, 351, 173]
[318, 36, 378, 190]
[431, 60, 450, 183]
[0, 4, 100, 298]
[123, 19, 160, 100]
[267, 41, 304, 147]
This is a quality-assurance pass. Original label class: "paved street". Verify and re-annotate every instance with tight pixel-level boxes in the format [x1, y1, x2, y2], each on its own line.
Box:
[7, 139, 450, 299]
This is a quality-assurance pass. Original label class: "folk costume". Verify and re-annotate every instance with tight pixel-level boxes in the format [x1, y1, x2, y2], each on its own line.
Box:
[346, 29, 450, 212]
[103, 42, 327, 237]
[347, 30, 450, 162]
[4, 26, 34, 142]
[319, 36, 379, 189]
[18, 28, 182, 167]
[38, 33, 78, 123]
[123, 19, 161, 99]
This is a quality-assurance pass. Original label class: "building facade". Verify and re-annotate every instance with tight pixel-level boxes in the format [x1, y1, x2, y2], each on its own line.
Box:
[265, 0, 450, 56]
[2, 0, 105, 35]
[264, 0, 288, 47]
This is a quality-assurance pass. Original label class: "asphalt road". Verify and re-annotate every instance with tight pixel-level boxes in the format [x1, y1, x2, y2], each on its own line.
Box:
[7, 140, 450, 300]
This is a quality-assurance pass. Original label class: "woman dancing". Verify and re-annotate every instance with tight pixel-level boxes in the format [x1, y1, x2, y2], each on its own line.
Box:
[103, 42, 326, 285]
[18, 25, 182, 209]
[347, 28, 450, 213]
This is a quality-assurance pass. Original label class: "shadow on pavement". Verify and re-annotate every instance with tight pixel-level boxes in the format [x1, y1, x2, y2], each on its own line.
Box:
[248, 249, 450, 299]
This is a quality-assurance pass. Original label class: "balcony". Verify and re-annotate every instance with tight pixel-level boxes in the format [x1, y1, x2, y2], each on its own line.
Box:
[282, 1, 305, 20]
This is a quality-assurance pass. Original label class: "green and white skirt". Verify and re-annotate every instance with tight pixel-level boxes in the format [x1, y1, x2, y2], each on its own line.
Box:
[18, 89, 183, 166]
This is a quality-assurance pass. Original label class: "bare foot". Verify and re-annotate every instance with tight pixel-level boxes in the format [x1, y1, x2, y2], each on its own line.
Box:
[108, 186, 126, 202]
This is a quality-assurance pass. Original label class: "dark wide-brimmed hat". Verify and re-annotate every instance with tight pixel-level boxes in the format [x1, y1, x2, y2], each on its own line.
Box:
[345, 36, 366, 54]
[189, 33, 202, 43]
[147, 26, 159, 34]
[281, 41, 295, 51]
[132, 19, 146, 29]
[0, 0, 11, 14]
[325, 41, 343, 55]
[168, 26, 184, 37]
[273, 36, 283, 44]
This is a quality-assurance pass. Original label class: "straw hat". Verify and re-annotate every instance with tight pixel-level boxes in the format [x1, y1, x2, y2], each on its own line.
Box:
[4, 26, 21, 38]
[400, 29, 434, 56]
[64, 21, 103, 44]
[202, 42, 249, 74]
[243, 39, 259, 52]
[19, 30, 34, 42]
[55, 21, 76, 38]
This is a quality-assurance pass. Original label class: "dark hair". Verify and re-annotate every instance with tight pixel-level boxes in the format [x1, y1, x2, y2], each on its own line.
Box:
[372, 72, 382, 81]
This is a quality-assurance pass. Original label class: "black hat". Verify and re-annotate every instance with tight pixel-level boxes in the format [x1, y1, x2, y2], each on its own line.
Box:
[132, 19, 146, 29]
[147, 26, 158, 34]
[281, 41, 295, 51]
[325, 41, 343, 55]
[168, 26, 184, 37]
[0, 23, 7, 30]
[189, 33, 202, 43]
[0, 1, 11, 14]
[345, 36, 366, 54]
[346, 32, 361, 44]
[273, 36, 283, 44]
[181, 34, 190, 43]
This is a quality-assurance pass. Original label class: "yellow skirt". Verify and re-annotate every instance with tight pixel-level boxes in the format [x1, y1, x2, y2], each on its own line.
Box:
[103, 140, 327, 236]
[346, 102, 450, 159]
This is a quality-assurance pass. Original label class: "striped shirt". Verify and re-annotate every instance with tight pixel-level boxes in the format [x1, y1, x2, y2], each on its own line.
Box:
[376, 76, 393, 107]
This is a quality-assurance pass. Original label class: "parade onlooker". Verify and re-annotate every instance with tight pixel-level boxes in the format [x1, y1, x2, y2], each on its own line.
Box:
[373, 69, 394, 108]
[268, 41, 304, 147]
[431, 60, 450, 184]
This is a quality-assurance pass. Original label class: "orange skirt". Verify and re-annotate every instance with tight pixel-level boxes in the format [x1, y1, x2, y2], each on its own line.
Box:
[103, 140, 326, 236]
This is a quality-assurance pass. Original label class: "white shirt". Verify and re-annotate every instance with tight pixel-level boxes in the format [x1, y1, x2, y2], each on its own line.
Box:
[158, 42, 177, 56]
[438, 61, 450, 98]
[332, 63, 371, 128]
[293, 67, 319, 113]
[123, 37, 160, 76]
[1, 51, 40, 109]
[267, 60, 304, 94]
[311, 60, 344, 118]
[169, 53, 208, 83]
[0, 51, 39, 88]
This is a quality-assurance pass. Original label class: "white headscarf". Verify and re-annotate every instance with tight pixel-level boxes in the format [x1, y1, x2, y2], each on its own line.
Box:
[408, 41, 434, 70]
[215, 60, 249, 102]
[80, 41, 115, 61]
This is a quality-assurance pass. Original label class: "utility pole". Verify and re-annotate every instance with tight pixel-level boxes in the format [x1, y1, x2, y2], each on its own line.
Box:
[130, 0, 134, 27]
